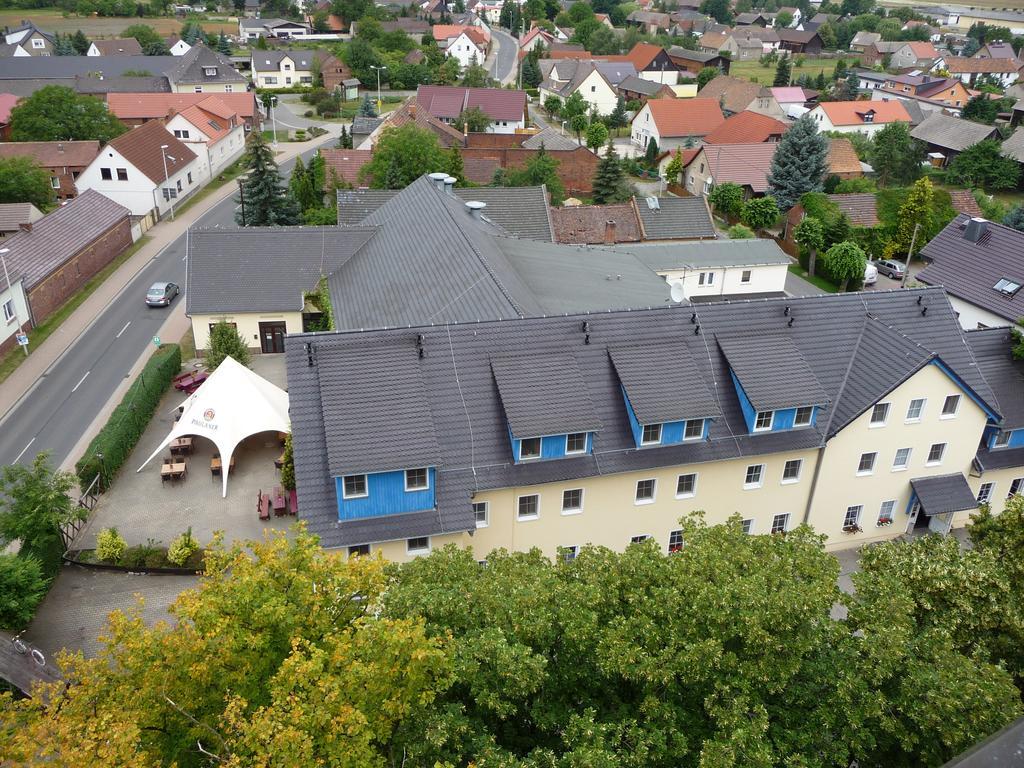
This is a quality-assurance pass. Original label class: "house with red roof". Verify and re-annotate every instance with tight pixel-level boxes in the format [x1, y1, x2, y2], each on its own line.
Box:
[682, 142, 777, 198]
[105, 92, 262, 132]
[164, 95, 247, 177]
[702, 110, 788, 145]
[620, 42, 683, 85]
[938, 57, 1020, 88]
[630, 97, 726, 150]
[432, 24, 490, 69]
[416, 85, 527, 134]
[807, 100, 911, 136]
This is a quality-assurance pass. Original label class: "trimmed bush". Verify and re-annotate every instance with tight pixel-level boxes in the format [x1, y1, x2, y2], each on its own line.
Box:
[75, 343, 181, 490]
[167, 528, 200, 567]
[0, 553, 48, 630]
[96, 527, 127, 563]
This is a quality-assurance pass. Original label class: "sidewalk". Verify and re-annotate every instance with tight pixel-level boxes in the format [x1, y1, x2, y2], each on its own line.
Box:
[0, 129, 341, 426]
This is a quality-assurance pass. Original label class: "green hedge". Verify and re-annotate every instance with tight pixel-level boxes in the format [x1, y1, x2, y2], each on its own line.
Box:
[75, 344, 181, 491]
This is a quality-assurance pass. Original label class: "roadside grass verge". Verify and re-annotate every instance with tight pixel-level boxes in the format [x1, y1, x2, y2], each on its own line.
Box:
[788, 263, 839, 293]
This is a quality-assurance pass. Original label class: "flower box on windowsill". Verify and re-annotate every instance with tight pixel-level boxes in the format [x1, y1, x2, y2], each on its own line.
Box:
[876, 518, 893, 527]
[842, 524, 863, 534]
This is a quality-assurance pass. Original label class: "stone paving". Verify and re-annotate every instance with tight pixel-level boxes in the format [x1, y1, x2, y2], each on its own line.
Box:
[72, 354, 293, 552]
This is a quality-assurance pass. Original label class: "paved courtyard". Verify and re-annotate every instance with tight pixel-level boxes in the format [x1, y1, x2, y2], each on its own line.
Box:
[72, 354, 293, 552]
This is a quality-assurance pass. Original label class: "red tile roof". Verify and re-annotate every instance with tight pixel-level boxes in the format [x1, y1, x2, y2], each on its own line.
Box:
[416, 85, 526, 122]
[106, 92, 259, 121]
[105, 120, 197, 184]
[550, 203, 642, 243]
[0, 139, 100, 168]
[703, 110, 788, 144]
[905, 41, 939, 59]
[689, 142, 777, 192]
[946, 56, 1021, 73]
[624, 42, 664, 71]
[827, 138, 862, 175]
[320, 149, 373, 186]
[644, 97, 725, 137]
[948, 189, 983, 218]
[816, 100, 911, 126]
[173, 102, 233, 141]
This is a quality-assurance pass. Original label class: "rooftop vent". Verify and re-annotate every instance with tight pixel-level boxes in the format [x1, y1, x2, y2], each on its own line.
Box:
[428, 171, 448, 189]
[964, 217, 988, 243]
[645, 196, 660, 211]
[443, 175, 457, 192]
[465, 200, 487, 218]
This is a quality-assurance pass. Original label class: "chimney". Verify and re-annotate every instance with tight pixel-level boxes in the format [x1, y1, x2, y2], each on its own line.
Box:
[604, 219, 616, 244]
[19, 221, 32, 233]
[57, 142, 64, 154]
[465, 200, 486, 218]
[428, 171, 448, 189]
[409, 102, 417, 118]
[964, 217, 988, 243]
[443, 175, 456, 192]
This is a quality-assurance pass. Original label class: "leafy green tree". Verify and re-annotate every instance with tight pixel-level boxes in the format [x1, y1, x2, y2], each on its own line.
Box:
[356, 93, 378, 117]
[946, 139, 1021, 190]
[569, 113, 588, 142]
[0, 553, 48, 630]
[741, 195, 779, 231]
[235, 131, 301, 226]
[206, 320, 251, 370]
[884, 176, 934, 261]
[773, 53, 792, 86]
[700, 0, 733, 23]
[585, 121, 609, 151]
[707, 181, 744, 219]
[822, 240, 867, 291]
[727, 223, 755, 238]
[560, 90, 587, 122]
[71, 29, 91, 55]
[663, 148, 684, 184]
[543, 94, 562, 119]
[0, 453, 81, 565]
[120, 23, 162, 50]
[871, 122, 923, 187]
[793, 215, 825, 276]
[460, 61, 492, 88]
[362, 124, 445, 189]
[587, 24, 620, 55]
[9, 86, 126, 142]
[1003, 204, 1024, 232]
[697, 66, 719, 89]
[0, 157, 56, 210]
[766, 113, 828, 210]
[456, 106, 491, 133]
[776, 9, 793, 26]
[507, 143, 565, 204]
[591, 141, 631, 204]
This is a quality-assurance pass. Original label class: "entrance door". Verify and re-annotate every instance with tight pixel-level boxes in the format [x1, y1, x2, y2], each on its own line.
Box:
[905, 500, 920, 533]
[258, 321, 287, 354]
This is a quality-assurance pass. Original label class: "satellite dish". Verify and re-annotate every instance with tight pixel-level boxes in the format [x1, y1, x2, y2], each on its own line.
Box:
[670, 282, 685, 303]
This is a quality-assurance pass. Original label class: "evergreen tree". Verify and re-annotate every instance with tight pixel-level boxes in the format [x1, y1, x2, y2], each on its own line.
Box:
[71, 29, 90, 55]
[643, 137, 660, 167]
[815, 71, 827, 90]
[445, 146, 465, 186]
[766, 113, 828, 210]
[207, 321, 251, 369]
[54, 34, 77, 56]
[383, 157, 404, 189]
[236, 131, 301, 226]
[871, 122, 922, 187]
[592, 141, 631, 204]
[217, 32, 232, 56]
[521, 56, 542, 88]
[883, 177, 933, 260]
[608, 96, 628, 130]
[289, 155, 307, 201]
[308, 151, 326, 203]
[1003, 204, 1024, 232]
[357, 94, 378, 117]
[773, 54, 792, 86]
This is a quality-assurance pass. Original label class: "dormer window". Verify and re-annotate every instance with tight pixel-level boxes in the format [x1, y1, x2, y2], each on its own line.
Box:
[754, 411, 773, 431]
[342, 474, 367, 499]
[204, 66, 218, 76]
[683, 419, 704, 440]
[794, 406, 814, 426]
[566, 432, 587, 454]
[862, 110, 875, 123]
[519, 437, 541, 460]
[641, 423, 662, 445]
[994, 278, 1022, 295]
[404, 467, 429, 491]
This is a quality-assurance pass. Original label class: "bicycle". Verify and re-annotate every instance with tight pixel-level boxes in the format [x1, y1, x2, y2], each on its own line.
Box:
[11, 631, 46, 668]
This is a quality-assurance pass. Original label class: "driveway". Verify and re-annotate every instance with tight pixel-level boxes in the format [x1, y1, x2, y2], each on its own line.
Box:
[489, 27, 519, 85]
[271, 94, 332, 130]
[863, 260, 926, 292]
[785, 268, 828, 297]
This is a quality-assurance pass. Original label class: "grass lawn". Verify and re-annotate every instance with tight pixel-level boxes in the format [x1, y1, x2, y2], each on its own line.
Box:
[729, 57, 838, 86]
[788, 263, 839, 293]
[170, 159, 246, 218]
[0, 9, 236, 37]
[0, 236, 152, 387]
[261, 129, 295, 143]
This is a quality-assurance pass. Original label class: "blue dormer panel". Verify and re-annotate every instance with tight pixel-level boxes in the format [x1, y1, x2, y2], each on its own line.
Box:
[730, 370, 759, 433]
[622, 386, 644, 446]
[621, 385, 709, 447]
[771, 407, 818, 431]
[335, 468, 436, 521]
[986, 426, 1024, 450]
[510, 428, 594, 463]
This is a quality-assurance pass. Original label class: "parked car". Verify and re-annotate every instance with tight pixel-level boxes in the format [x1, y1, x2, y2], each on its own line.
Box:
[146, 281, 180, 307]
[863, 262, 878, 286]
[872, 259, 905, 280]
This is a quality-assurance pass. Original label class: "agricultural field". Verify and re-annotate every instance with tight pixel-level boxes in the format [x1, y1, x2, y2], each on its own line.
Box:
[0, 9, 237, 38]
[728, 57, 839, 85]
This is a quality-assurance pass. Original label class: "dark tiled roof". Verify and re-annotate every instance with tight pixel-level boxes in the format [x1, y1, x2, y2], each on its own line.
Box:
[185, 226, 377, 314]
[610, 344, 720, 423]
[164, 44, 247, 86]
[617, 74, 668, 96]
[717, 333, 829, 410]
[492, 354, 602, 437]
[910, 473, 978, 515]
[520, 127, 579, 150]
[910, 111, 999, 151]
[105, 120, 197, 184]
[351, 116, 384, 135]
[0, 190, 129, 290]
[89, 38, 142, 56]
[0, 55, 178, 79]
[286, 286, 998, 547]
[615, 239, 788, 269]
[416, 85, 527, 122]
[965, 327, 1024, 429]
[634, 195, 716, 240]
[975, 445, 1024, 472]
[918, 215, 1024, 324]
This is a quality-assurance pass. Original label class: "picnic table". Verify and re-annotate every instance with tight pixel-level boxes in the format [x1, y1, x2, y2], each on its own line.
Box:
[258, 492, 271, 520]
[170, 437, 193, 456]
[210, 455, 235, 477]
[288, 489, 298, 516]
[160, 461, 187, 482]
[273, 486, 287, 516]
[173, 370, 209, 394]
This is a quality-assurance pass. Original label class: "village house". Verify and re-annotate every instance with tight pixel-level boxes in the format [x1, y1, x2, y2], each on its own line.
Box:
[910, 112, 1000, 167]
[431, 24, 490, 68]
[416, 85, 528, 134]
[807, 100, 911, 136]
[540, 59, 634, 117]
[86, 38, 143, 57]
[630, 98, 725, 150]
[939, 57, 1020, 88]
[0, 140, 101, 201]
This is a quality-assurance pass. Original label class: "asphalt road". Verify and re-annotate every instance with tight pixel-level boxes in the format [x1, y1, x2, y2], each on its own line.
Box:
[490, 27, 519, 85]
[0, 145, 324, 471]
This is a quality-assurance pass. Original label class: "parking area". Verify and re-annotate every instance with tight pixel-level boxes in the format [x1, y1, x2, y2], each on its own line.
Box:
[864, 260, 926, 291]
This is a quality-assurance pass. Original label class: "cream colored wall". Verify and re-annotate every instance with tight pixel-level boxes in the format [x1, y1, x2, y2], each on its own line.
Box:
[190, 311, 303, 351]
[345, 531, 470, 562]
[579, 69, 619, 116]
[970, 468, 1024, 517]
[659, 263, 789, 298]
[466, 449, 820, 561]
[173, 83, 240, 94]
[684, 152, 713, 195]
[806, 362, 989, 550]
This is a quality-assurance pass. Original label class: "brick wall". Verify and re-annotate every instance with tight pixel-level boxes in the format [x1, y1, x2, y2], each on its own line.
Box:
[461, 146, 599, 194]
[465, 133, 527, 149]
[44, 165, 87, 201]
[26, 217, 133, 325]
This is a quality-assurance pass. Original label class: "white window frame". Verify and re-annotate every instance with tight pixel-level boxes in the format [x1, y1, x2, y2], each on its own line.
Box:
[740, 269, 752, 283]
[565, 432, 587, 454]
[993, 430, 1011, 448]
[877, 500, 896, 525]
[754, 410, 774, 432]
[404, 467, 429, 492]
[683, 418, 704, 441]
[641, 423, 662, 446]
[561, 488, 584, 514]
[977, 483, 994, 504]
[635, 478, 657, 505]
[31, 37, 45, 48]
[406, 536, 430, 555]
[519, 437, 541, 460]
[781, 459, 802, 484]
[668, 529, 684, 552]
[770, 513, 789, 534]
[843, 505, 862, 528]
[2, 299, 14, 324]
[744, 464, 765, 489]
[630, 534, 651, 544]
[794, 406, 813, 426]
[741, 518, 754, 534]
[892, 447, 912, 471]
[857, 452, 877, 476]
[675, 473, 697, 498]
[517, 493, 540, 521]
[869, 402, 890, 426]
[472, 500, 489, 528]
[1008, 478, 1023, 499]
[940, 394, 961, 418]
[341, 474, 367, 499]
[905, 398, 926, 422]
[698, 270, 716, 286]
[925, 443, 946, 466]
[561, 545, 579, 562]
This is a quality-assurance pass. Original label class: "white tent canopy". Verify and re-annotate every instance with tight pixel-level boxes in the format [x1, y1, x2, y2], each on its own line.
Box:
[137, 356, 290, 497]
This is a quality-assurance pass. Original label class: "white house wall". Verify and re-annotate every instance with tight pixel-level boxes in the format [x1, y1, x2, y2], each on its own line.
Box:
[658, 262, 788, 299]
[948, 296, 1021, 331]
[76, 147, 207, 219]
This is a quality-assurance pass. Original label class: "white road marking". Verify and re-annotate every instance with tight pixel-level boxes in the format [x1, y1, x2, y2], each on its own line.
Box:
[115, 321, 131, 338]
[71, 371, 90, 393]
[13, 437, 35, 464]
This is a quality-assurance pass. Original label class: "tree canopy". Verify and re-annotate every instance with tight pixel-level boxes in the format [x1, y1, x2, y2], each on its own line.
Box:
[946, 139, 1021, 190]
[361, 124, 446, 189]
[822, 240, 867, 291]
[235, 131, 301, 226]
[766, 114, 829, 210]
[0, 157, 56, 210]
[870, 122, 923, 187]
[9, 86, 126, 143]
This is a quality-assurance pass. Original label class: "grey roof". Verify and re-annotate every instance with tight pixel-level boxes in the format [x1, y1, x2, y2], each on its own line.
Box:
[918, 214, 1024, 323]
[286, 286, 1001, 548]
[965, 327, 1024, 429]
[0, 55, 179, 79]
[975, 444, 1024, 472]
[618, 74, 668, 96]
[0, 190, 130, 291]
[0, 203, 40, 232]
[335, 188, 395, 225]
[521, 127, 579, 150]
[1000, 126, 1024, 162]
[614, 238, 789, 270]
[250, 49, 323, 72]
[185, 225, 378, 314]
[73, 74, 171, 94]
[717, 333, 829, 410]
[910, 473, 978, 515]
[943, 716, 1024, 768]
[491, 354, 602, 437]
[667, 46, 720, 63]
[910, 111, 999, 151]
[689, 290, 787, 303]
[351, 116, 384, 135]
[610, 344, 721, 423]
[633, 195, 717, 240]
[164, 44, 247, 86]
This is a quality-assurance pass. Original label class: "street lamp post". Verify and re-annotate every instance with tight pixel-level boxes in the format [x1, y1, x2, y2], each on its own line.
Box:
[0, 247, 27, 356]
[160, 143, 175, 222]
[370, 65, 387, 113]
[269, 95, 279, 148]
